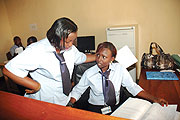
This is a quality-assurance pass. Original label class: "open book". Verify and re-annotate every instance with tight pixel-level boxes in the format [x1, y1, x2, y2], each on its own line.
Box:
[111, 97, 179, 120]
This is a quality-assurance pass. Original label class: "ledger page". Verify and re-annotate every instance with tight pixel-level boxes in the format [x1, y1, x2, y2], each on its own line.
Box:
[111, 98, 151, 120]
[141, 103, 177, 120]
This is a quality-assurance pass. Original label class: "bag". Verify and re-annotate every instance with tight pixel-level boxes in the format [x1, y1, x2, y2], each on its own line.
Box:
[141, 42, 174, 69]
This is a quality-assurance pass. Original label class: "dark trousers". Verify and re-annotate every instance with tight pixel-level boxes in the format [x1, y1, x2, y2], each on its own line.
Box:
[87, 103, 121, 115]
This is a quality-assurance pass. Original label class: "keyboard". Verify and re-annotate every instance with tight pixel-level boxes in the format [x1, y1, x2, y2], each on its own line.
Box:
[146, 71, 179, 80]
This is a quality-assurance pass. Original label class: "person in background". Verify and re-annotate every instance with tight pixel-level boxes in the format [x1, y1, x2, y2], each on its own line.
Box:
[3, 17, 96, 106]
[10, 36, 25, 57]
[68, 42, 168, 114]
[27, 36, 38, 46]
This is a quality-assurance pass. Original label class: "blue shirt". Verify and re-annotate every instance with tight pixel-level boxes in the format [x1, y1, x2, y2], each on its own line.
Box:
[5, 38, 86, 106]
[71, 63, 143, 105]
[10, 44, 18, 56]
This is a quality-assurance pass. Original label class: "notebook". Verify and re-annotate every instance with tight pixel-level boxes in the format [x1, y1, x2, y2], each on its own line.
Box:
[146, 71, 179, 80]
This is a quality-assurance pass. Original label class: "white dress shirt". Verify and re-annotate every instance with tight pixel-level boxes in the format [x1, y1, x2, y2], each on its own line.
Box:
[5, 38, 86, 106]
[71, 63, 143, 106]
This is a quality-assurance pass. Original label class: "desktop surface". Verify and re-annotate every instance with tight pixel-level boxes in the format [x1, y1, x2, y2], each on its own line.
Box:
[0, 91, 126, 120]
[139, 68, 180, 112]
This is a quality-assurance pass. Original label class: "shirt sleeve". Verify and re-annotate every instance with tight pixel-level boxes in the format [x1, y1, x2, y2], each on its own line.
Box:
[10, 46, 15, 56]
[5, 46, 40, 78]
[71, 71, 89, 101]
[72, 45, 86, 65]
[121, 67, 143, 96]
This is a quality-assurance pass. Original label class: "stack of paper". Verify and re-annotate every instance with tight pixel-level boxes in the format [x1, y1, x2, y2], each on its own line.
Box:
[111, 97, 179, 120]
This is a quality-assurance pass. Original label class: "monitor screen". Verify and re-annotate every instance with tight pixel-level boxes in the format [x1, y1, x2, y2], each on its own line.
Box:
[77, 36, 95, 53]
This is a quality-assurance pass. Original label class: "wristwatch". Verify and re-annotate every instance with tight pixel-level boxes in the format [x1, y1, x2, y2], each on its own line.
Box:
[66, 101, 74, 107]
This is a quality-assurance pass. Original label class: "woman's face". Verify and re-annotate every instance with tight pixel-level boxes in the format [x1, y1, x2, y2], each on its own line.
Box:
[61, 32, 77, 50]
[96, 48, 114, 72]
[15, 38, 22, 46]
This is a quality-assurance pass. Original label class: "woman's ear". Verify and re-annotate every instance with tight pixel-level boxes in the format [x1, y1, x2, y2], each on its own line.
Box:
[111, 57, 115, 62]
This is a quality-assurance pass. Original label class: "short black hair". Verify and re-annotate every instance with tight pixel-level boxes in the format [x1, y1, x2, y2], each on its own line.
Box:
[27, 36, 37, 46]
[46, 17, 78, 50]
[96, 42, 117, 58]
[13, 36, 21, 42]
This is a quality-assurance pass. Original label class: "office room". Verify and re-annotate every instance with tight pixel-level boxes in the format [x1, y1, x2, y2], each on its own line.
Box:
[0, 0, 180, 119]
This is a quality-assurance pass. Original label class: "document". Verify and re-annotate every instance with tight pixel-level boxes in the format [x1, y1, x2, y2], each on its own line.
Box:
[15, 47, 23, 54]
[111, 97, 178, 120]
[115, 45, 137, 68]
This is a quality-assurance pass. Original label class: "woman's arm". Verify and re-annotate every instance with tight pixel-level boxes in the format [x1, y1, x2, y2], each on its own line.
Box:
[137, 90, 168, 106]
[85, 54, 96, 63]
[3, 67, 40, 93]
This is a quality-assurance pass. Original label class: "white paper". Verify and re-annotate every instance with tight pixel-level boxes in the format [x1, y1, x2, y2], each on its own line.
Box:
[115, 45, 137, 68]
[111, 97, 151, 120]
[111, 97, 178, 120]
[15, 47, 23, 54]
[174, 111, 180, 120]
[141, 103, 177, 120]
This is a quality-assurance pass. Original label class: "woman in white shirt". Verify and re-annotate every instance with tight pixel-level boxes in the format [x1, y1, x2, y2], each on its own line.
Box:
[3, 17, 95, 106]
[68, 42, 168, 114]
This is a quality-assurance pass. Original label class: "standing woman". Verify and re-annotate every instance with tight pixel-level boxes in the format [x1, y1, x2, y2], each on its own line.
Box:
[3, 17, 95, 106]
[69, 42, 168, 114]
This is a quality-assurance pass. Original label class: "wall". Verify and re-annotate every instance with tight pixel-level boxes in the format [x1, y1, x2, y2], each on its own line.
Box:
[0, 0, 13, 76]
[0, 0, 13, 62]
[1, 0, 180, 78]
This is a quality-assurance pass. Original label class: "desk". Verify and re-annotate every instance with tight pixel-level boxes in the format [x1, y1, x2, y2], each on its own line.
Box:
[0, 91, 127, 120]
[139, 68, 180, 111]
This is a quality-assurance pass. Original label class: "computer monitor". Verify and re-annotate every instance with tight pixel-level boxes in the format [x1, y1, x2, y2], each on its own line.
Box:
[77, 36, 95, 53]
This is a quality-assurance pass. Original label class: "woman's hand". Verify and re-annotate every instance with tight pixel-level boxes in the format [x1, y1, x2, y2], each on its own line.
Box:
[66, 97, 76, 107]
[25, 82, 41, 94]
[3, 68, 41, 94]
[137, 90, 168, 107]
[154, 98, 168, 107]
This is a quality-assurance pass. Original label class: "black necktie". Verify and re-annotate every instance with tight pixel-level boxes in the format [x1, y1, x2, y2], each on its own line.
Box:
[99, 70, 116, 106]
[54, 51, 71, 96]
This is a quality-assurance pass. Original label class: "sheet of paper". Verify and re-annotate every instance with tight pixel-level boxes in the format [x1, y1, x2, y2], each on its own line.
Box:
[111, 97, 178, 120]
[111, 97, 151, 120]
[15, 47, 23, 54]
[174, 111, 180, 120]
[141, 103, 177, 120]
[115, 45, 137, 68]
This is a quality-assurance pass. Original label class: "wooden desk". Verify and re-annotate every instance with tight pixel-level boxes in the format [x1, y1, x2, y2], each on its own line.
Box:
[0, 91, 127, 120]
[139, 68, 180, 112]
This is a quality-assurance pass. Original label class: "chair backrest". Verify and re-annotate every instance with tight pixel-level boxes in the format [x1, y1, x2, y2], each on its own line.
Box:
[6, 52, 12, 60]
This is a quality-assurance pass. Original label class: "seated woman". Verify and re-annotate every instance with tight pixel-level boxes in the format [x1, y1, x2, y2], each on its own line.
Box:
[68, 42, 168, 115]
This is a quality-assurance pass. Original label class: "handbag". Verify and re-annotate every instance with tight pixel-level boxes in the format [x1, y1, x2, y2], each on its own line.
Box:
[141, 42, 174, 69]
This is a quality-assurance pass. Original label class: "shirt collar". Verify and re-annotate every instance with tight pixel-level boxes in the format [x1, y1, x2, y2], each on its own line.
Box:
[95, 63, 116, 74]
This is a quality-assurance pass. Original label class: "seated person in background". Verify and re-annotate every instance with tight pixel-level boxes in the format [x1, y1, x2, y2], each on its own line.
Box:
[27, 36, 38, 46]
[10, 36, 25, 57]
[68, 42, 168, 115]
